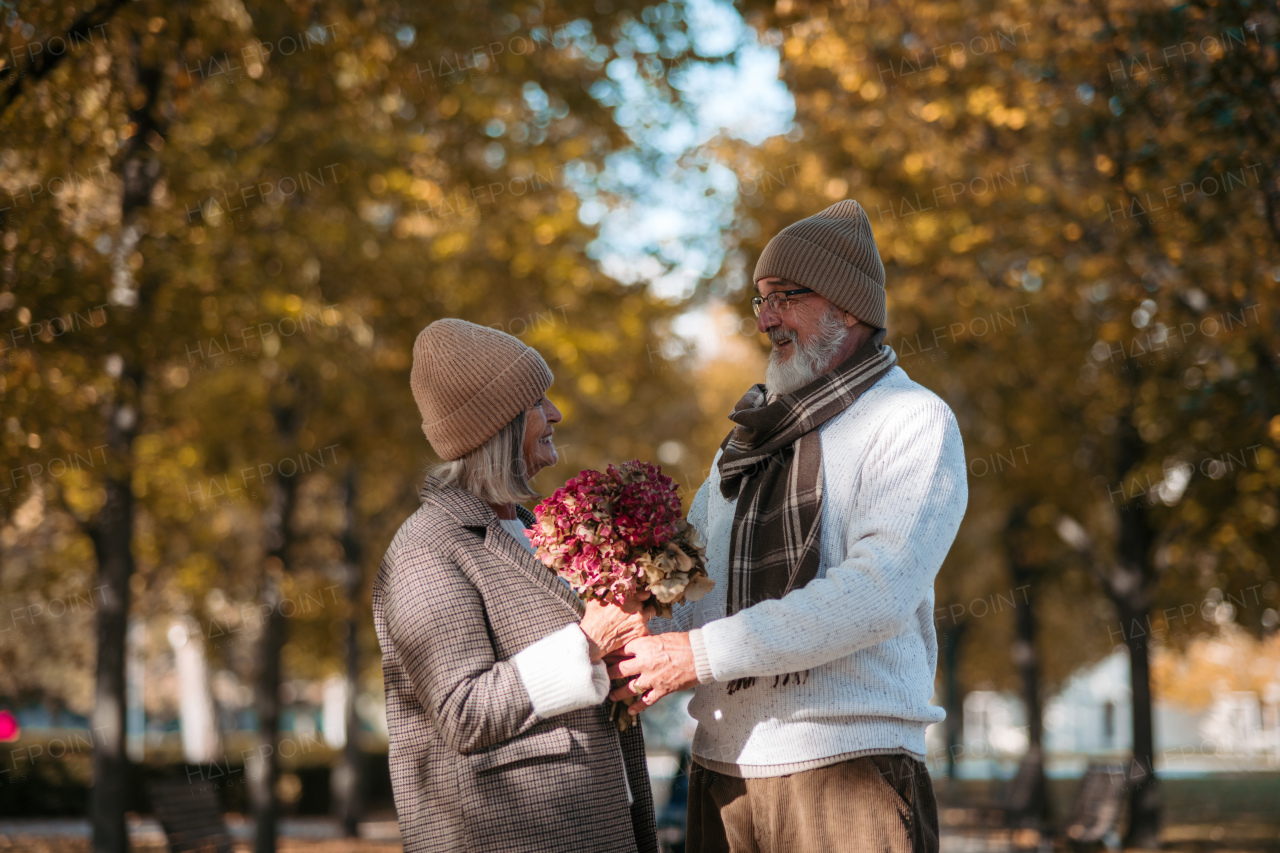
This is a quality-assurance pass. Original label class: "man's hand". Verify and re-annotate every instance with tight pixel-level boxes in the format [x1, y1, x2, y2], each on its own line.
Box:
[607, 632, 699, 715]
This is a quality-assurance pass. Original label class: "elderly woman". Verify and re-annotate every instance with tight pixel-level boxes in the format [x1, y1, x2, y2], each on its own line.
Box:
[372, 319, 658, 853]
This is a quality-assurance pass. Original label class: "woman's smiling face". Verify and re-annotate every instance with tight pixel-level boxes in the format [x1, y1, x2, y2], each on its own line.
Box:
[520, 395, 562, 480]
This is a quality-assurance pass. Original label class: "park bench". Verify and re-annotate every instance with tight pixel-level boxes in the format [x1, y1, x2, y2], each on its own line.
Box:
[149, 778, 234, 853]
[1062, 763, 1127, 846]
[998, 747, 1047, 826]
[942, 757, 1126, 848]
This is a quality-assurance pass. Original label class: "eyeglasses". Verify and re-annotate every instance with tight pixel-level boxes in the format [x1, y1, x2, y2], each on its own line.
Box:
[751, 287, 814, 317]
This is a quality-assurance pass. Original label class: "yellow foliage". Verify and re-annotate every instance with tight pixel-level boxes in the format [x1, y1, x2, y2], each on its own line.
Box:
[1153, 628, 1280, 710]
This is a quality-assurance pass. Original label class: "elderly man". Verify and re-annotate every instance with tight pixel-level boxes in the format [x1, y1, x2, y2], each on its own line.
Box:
[610, 200, 968, 853]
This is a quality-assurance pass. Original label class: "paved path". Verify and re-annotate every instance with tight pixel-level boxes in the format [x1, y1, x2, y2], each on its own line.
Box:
[0, 817, 402, 843]
[0, 818, 1050, 853]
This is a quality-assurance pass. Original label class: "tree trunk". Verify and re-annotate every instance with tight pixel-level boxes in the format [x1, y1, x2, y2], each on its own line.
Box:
[1006, 508, 1047, 825]
[1116, 592, 1160, 847]
[250, 559, 285, 853]
[88, 402, 138, 853]
[1111, 414, 1161, 848]
[334, 469, 363, 837]
[941, 622, 967, 779]
[89, 42, 164, 853]
[250, 405, 303, 853]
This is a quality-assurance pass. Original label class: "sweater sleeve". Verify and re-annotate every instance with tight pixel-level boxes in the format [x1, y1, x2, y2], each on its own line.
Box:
[648, 477, 712, 636]
[512, 623, 610, 718]
[697, 398, 967, 681]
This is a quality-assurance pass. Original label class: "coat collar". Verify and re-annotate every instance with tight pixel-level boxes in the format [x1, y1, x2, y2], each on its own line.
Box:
[419, 475, 494, 525]
[419, 476, 584, 616]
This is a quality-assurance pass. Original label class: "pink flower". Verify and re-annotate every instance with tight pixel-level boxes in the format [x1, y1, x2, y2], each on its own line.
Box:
[530, 460, 714, 615]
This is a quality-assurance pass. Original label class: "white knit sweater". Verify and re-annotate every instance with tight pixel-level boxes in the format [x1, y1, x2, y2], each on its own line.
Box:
[654, 366, 968, 777]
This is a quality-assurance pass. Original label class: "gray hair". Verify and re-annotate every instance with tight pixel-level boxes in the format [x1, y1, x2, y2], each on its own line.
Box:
[429, 411, 540, 505]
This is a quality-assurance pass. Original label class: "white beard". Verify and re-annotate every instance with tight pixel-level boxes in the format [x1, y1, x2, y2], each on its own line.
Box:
[764, 307, 850, 396]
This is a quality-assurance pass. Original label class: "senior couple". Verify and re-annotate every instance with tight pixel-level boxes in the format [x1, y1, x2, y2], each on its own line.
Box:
[372, 200, 969, 853]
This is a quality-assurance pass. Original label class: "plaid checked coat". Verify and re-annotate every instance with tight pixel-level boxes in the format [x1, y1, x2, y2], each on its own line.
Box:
[372, 477, 659, 853]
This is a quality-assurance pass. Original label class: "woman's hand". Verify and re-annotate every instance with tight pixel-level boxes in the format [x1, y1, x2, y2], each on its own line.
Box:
[579, 599, 655, 662]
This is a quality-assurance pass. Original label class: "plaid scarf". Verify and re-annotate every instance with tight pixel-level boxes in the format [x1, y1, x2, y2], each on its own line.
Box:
[717, 328, 896, 615]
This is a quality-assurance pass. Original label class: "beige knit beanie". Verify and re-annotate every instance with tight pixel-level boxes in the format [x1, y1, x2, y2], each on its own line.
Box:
[410, 319, 553, 461]
[753, 199, 887, 328]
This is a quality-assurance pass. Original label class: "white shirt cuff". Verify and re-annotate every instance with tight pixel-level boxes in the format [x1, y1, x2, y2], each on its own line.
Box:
[513, 623, 609, 719]
[689, 629, 715, 684]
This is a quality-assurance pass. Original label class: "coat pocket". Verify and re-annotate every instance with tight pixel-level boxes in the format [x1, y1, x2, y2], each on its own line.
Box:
[470, 726, 575, 774]
[459, 723, 637, 853]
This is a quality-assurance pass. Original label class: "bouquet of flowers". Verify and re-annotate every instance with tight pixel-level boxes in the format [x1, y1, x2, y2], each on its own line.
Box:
[528, 460, 713, 728]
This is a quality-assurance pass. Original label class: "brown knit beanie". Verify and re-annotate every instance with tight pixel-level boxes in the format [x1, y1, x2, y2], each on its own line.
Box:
[410, 319, 553, 461]
[753, 199, 887, 328]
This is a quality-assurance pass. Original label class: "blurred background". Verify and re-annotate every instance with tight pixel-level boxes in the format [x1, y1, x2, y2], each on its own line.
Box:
[1, 0, 1278, 851]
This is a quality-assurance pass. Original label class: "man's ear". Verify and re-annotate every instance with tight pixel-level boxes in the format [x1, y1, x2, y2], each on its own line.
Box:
[844, 312, 859, 328]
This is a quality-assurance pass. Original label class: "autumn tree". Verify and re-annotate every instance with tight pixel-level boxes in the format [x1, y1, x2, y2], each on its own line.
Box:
[2, 1, 708, 850]
[721, 0, 1278, 842]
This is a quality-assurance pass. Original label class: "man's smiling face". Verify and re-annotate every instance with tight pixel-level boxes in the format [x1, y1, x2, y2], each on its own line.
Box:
[755, 277, 874, 396]
[755, 277, 838, 362]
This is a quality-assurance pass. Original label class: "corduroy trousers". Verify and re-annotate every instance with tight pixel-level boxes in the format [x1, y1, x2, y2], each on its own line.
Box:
[685, 754, 939, 853]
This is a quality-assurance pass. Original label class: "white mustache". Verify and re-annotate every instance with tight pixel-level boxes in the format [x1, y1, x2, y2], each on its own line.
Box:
[768, 328, 797, 346]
